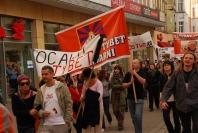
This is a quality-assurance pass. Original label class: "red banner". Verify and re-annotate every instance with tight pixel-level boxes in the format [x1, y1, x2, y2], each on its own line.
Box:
[55, 7, 130, 67]
[173, 32, 198, 54]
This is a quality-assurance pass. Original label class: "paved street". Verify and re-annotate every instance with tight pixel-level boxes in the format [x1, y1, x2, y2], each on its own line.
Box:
[5, 99, 169, 133]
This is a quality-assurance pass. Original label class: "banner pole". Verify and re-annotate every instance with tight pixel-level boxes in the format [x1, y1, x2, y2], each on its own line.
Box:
[131, 74, 137, 103]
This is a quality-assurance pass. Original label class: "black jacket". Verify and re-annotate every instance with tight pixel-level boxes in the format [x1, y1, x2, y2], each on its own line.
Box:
[162, 69, 198, 113]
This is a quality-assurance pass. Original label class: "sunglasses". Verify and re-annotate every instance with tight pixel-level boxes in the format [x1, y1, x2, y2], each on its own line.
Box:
[20, 82, 30, 86]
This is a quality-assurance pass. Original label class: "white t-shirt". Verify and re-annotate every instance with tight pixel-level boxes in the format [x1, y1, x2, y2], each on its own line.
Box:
[43, 85, 65, 125]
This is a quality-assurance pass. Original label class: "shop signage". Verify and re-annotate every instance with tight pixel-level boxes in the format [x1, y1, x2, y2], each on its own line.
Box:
[125, 0, 142, 15]
[0, 19, 24, 40]
[142, 5, 159, 20]
[111, 0, 142, 15]
[111, 0, 159, 20]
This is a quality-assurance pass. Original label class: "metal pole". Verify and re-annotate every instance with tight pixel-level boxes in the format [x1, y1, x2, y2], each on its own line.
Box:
[1, 42, 7, 103]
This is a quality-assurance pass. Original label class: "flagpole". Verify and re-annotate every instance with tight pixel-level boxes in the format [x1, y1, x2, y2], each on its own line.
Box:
[76, 62, 95, 120]
[76, 34, 104, 121]
[131, 74, 137, 103]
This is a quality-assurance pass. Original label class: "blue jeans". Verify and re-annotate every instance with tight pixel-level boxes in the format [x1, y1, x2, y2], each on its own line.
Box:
[128, 99, 144, 133]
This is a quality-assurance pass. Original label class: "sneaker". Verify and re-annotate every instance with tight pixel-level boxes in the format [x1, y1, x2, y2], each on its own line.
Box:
[102, 129, 105, 132]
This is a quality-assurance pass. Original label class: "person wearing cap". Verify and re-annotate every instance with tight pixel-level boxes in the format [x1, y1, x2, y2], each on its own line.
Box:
[159, 61, 181, 133]
[173, 57, 180, 70]
[34, 65, 73, 133]
[11, 74, 38, 133]
[80, 67, 103, 133]
[161, 52, 198, 133]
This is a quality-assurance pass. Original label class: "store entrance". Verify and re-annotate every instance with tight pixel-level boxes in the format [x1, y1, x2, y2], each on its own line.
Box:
[0, 42, 34, 102]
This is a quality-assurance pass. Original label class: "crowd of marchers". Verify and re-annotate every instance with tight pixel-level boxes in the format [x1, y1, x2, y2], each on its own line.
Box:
[1, 51, 198, 133]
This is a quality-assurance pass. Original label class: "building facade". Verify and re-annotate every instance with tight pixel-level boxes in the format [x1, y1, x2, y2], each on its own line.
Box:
[191, 0, 198, 32]
[175, 0, 191, 32]
[0, 0, 165, 102]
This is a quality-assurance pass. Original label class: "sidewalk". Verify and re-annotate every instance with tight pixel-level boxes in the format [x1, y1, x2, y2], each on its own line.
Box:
[5, 99, 169, 133]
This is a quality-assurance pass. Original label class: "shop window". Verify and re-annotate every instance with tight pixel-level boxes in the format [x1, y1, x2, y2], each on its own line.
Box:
[0, 16, 34, 96]
[44, 22, 71, 51]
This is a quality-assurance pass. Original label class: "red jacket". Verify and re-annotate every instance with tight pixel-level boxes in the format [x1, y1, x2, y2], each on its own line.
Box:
[68, 87, 80, 119]
[0, 104, 14, 133]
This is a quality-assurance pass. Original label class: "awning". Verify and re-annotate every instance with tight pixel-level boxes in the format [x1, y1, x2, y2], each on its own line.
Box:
[157, 41, 172, 47]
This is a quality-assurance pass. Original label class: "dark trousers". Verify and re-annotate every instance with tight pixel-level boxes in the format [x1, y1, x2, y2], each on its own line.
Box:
[18, 127, 34, 133]
[102, 96, 112, 129]
[125, 97, 128, 111]
[73, 111, 82, 133]
[178, 109, 198, 133]
[162, 101, 181, 133]
[148, 85, 159, 110]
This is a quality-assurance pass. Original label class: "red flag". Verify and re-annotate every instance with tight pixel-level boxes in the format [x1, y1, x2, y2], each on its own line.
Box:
[55, 7, 130, 67]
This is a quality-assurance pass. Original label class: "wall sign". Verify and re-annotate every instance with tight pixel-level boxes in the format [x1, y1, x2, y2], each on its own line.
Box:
[142, 5, 159, 20]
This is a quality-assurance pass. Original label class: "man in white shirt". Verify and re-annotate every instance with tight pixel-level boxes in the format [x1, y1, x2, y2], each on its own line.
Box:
[34, 65, 73, 133]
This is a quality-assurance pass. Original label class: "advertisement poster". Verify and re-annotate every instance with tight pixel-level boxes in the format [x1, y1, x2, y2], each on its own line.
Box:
[173, 32, 198, 54]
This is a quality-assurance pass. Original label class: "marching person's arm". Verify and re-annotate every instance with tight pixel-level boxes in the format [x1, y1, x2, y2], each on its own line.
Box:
[64, 85, 73, 125]
[34, 90, 45, 118]
[159, 74, 164, 99]
[161, 73, 176, 109]
[96, 80, 103, 102]
[130, 69, 146, 85]
[122, 72, 132, 88]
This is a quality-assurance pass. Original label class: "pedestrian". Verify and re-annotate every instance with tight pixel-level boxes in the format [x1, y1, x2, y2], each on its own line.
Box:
[161, 52, 198, 133]
[98, 69, 112, 131]
[80, 67, 103, 133]
[159, 61, 181, 133]
[34, 65, 73, 133]
[110, 65, 126, 131]
[6, 62, 19, 93]
[146, 62, 161, 111]
[11, 74, 39, 133]
[173, 57, 180, 70]
[0, 103, 14, 133]
[122, 59, 146, 133]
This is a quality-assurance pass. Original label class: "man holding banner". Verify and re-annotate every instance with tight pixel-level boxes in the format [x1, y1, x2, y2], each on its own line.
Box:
[122, 59, 146, 133]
